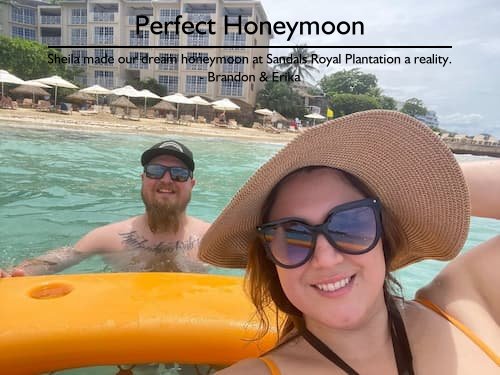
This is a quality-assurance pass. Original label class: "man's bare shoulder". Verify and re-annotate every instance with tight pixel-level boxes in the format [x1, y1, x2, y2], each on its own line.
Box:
[74, 215, 145, 253]
[187, 216, 211, 234]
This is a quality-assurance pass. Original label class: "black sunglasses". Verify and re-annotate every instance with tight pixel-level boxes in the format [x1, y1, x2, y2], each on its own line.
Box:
[144, 164, 192, 182]
[257, 198, 382, 268]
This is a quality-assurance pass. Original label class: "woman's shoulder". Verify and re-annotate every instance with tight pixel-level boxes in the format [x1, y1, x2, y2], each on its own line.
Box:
[413, 235, 500, 363]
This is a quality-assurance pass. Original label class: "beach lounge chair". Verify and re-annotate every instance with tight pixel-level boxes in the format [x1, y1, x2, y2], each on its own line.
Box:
[36, 100, 51, 112]
[129, 109, 141, 121]
[58, 102, 72, 115]
[228, 119, 239, 129]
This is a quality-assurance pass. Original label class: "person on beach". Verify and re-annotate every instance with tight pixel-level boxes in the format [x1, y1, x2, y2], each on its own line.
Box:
[199, 110, 500, 374]
[1, 140, 211, 276]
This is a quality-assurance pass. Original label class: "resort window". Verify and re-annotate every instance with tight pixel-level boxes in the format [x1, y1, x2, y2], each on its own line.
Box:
[158, 53, 179, 71]
[129, 52, 149, 69]
[71, 50, 87, 65]
[224, 33, 246, 50]
[12, 6, 35, 25]
[159, 32, 179, 47]
[11, 26, 36, 40]
[129, 30, 149, 46]
[71, 9, 87, 24]
[222, 56, 245, 73]
[159, 8, 180, 22]
[94, 27, 113, 45]
[94, 70, 114, 88]
[186, 52, 208, 71]
[158, 75, 178, 94]
[185, 75, 207, 94]
[94, 49, 114, 65]
[221, 81, 243, 97]
[187, 33, 209, 47]
[71, 29, 87, 45]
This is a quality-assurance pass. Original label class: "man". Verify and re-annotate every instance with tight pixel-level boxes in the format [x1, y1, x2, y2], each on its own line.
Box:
[1, 140, 211, 276]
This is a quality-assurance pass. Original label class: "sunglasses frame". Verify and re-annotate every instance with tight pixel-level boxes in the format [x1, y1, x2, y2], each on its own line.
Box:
[257, 198, 382, 269]
[144, 164, 193, 182]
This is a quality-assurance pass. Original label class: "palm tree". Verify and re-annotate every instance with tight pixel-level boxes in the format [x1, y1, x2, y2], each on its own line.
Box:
[276, 46, 319, 82]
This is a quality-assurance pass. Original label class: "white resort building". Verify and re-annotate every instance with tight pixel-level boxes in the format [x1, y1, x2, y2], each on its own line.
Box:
[0, 0, 271, 106]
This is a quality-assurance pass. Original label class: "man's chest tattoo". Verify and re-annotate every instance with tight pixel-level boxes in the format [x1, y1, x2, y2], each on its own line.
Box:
[119, 231, 201, 253]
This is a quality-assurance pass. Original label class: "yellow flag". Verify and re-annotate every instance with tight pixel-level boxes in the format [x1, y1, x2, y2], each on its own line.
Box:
[327, 108, 334, 118]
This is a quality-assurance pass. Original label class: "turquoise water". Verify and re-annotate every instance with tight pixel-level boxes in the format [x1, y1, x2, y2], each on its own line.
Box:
[1, 123, 499, 298]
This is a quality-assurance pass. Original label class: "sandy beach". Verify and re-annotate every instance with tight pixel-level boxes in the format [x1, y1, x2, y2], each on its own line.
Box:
[0, 108, 297, 144]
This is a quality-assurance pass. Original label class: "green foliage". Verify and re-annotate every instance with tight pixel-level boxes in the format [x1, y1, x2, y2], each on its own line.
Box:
[0, 36, 81, 82]
[256, 81, 306, 119]
[329, 93, 380, 117]
[320, 68, 378, 96]
[401, 98, 427, 117]
[378, 95, 397, 110]
[125, 77, 166, 97]
[275, 45, 319, 82]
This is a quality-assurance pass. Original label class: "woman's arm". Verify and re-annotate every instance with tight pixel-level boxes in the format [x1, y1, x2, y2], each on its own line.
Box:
[461, 160, 500, 219]
[416, 160, 500, 348]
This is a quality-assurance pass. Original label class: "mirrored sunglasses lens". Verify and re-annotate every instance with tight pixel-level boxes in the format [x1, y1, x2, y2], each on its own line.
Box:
[327, 206, 377, 252]
[170, 167, 190, 182]
[145, 165, 166, 179]
[265, 223, 313, 267]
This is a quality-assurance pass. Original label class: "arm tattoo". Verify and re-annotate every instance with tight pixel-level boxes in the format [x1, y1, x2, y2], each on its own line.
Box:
[17, 246, 89, 275]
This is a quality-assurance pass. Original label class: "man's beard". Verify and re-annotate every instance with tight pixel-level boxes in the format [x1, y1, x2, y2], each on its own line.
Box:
[141, 187, 191, 233]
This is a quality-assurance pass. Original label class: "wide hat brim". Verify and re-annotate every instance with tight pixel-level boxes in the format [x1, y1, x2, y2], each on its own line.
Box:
[199, 110, 470, 271]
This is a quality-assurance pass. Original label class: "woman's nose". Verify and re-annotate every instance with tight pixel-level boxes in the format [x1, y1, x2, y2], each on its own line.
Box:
[309, 233, 345, 268]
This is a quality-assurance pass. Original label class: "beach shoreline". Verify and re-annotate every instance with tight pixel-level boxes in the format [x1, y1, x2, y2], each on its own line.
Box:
[0, 108, 297, 144]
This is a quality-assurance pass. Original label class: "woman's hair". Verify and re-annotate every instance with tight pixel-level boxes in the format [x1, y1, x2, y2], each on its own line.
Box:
[245, 166, 408, 342]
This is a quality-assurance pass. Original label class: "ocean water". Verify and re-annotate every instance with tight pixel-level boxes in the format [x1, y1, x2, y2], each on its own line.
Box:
[1, 123, 499, 373]
[1, 124, 499, 293]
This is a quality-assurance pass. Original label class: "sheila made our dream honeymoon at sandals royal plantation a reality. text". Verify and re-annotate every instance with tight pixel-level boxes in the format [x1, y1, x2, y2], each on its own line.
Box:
[199, 110, 500, 374]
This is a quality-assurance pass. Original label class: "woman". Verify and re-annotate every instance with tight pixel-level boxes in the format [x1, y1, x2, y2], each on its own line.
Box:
[199, 110, 499, 374]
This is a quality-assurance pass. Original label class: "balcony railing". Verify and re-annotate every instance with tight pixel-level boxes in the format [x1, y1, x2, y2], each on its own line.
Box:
[71, 37, 87, 45]
[94, 36, 114, 45]
[41, 15, 61, 25]
[159, 37, 179, 47]
[71, 16, 87, 25]
[225, 16, 249, 24]
[41, 36, 61, 45]
[91, 12, 116, 22]
[186, 13, 214, 23]
[129, 38, 149, 46]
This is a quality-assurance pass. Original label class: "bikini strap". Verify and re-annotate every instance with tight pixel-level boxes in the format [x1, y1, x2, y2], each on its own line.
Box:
[302, 328, 359, 375]
[302, 300, 415, 375]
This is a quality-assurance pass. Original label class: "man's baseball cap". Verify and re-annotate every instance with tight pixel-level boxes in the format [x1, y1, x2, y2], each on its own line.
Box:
[141, 140, 195, 171]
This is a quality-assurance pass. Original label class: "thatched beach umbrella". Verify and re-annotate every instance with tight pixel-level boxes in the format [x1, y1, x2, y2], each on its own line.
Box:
[111, 96, 136, 115]
[65, 91, 95, 103]
[152, 100, 176, 111]
[111, 96, 136, 108]
[10, 84, 50, 100]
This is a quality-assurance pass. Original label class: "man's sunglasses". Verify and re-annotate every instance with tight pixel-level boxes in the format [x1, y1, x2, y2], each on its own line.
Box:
[144, 164, 192, 182]
[257, 198, 382, 268]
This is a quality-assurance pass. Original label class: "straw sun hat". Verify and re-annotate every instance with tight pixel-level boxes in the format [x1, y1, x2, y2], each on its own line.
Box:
[199, 110, 470, 271]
